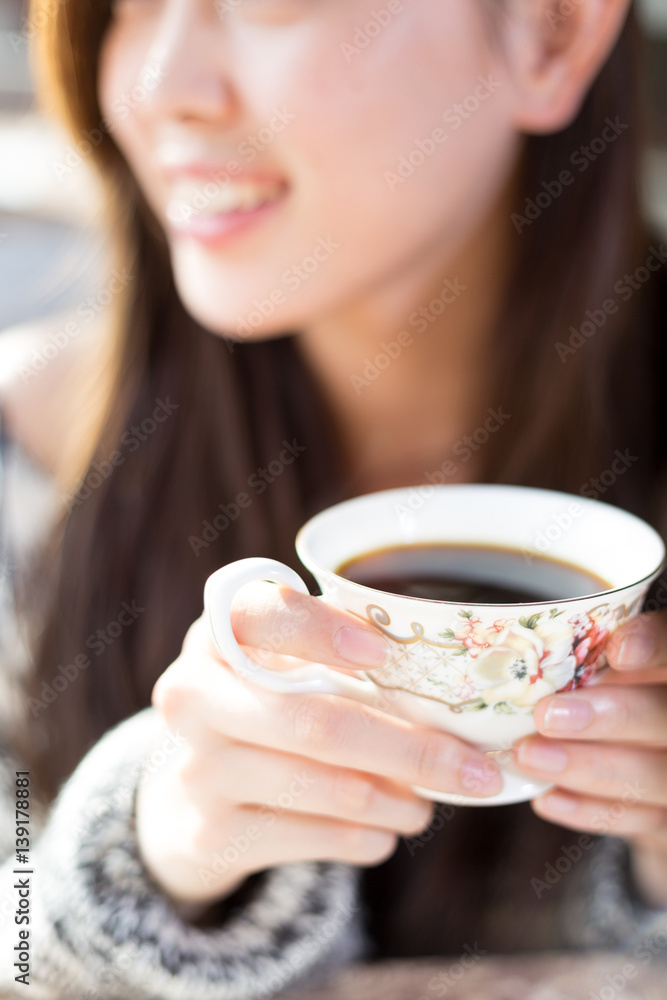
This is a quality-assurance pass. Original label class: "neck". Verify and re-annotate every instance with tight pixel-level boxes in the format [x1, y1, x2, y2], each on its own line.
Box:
[296, 181, 516, 496]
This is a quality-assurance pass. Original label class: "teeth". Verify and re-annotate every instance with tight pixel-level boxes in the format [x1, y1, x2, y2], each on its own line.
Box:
[167, 179, 285, 221]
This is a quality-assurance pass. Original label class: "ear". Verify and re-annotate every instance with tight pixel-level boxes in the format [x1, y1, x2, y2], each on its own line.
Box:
[499, 0, 633, 134]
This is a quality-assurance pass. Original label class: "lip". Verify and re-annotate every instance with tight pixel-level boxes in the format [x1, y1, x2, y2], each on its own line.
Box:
[162, 161, 288, 184]
[164, 173, 290, 246]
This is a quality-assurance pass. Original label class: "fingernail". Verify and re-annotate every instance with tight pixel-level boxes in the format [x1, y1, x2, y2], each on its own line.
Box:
[517, 740, 568, 773]
[617, 632, 656, 669]
[460, 757, 502, 795]
[543, 697, 593, 732]
[333, 626, 391, 668]
[538, 792, 578, 814]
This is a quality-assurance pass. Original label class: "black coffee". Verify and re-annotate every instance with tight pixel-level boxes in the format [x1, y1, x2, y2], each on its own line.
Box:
[337, 543, 611, 604]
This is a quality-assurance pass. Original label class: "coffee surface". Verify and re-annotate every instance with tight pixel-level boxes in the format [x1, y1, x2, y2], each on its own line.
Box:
[337, 543, 611, 604]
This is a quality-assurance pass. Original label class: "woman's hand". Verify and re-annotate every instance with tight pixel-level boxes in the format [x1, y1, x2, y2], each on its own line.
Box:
[136, 581, 502, 906]
[514, 609, 667, 908]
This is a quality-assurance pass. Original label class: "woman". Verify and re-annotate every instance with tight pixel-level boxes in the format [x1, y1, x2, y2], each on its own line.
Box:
[1, 0, 667, 995]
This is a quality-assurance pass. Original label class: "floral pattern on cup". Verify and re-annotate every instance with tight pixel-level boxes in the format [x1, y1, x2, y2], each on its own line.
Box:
[468, 619, 576, 708]
[362, 598, 640, 715]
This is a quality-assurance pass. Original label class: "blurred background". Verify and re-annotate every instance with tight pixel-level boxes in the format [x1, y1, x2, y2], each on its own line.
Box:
[0, 0, 109, 338]
[0, 0, 666, 342]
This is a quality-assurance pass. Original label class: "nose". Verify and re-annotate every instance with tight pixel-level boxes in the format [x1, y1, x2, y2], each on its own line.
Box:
[136, 1, 239, 124]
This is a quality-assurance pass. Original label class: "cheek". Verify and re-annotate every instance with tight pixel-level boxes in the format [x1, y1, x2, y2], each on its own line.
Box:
[97, 24, 158, 189]
[280, 7, 517, 266]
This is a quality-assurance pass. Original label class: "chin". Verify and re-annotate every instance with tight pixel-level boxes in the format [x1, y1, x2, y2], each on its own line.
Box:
[169, 253, 294, 342]
[173, 286, 291, 345]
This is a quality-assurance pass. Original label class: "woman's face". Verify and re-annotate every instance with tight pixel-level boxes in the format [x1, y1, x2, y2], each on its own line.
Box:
[99, 0, 520, 339]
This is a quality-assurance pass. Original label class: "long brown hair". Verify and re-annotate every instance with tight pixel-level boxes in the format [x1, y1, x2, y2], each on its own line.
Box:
[20, 0, 662, 815]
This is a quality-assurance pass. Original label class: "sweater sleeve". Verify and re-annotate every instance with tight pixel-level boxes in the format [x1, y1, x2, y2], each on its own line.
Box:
[0, 707, 365, 999]
[0, 410, 364, 998]
[559, 833, 667, 954]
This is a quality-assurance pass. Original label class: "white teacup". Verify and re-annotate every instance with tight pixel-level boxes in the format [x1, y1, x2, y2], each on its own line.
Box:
[204, 485, 664, 807]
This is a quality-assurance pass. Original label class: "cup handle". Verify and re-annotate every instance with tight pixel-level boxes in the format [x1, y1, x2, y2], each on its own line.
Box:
[204, 558, 380, 705]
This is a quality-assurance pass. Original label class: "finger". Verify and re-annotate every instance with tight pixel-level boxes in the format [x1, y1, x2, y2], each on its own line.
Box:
[237, 644, 366, 677]
[157, 652, 503, 799]
[585, 667, 667, 687]
[531, 789, 666, 839]
[533, 686, 667, 746]
[194, 806, 401, 891]
[183, 616, 329, 673]
[181, 738, 434, 835]
[229, 579, 394, 670]
[605, 612, 667, 674]
[515, 738, 667, 807]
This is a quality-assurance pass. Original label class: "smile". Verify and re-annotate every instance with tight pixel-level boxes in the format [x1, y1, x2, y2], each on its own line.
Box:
[166, 178, 288, 223]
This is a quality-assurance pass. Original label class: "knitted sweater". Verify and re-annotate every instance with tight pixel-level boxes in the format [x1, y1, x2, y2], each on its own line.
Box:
[0, 415, 665, 999]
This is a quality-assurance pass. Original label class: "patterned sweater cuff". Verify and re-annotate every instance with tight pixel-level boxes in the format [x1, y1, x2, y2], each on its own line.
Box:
[2, 708, 364, 999]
